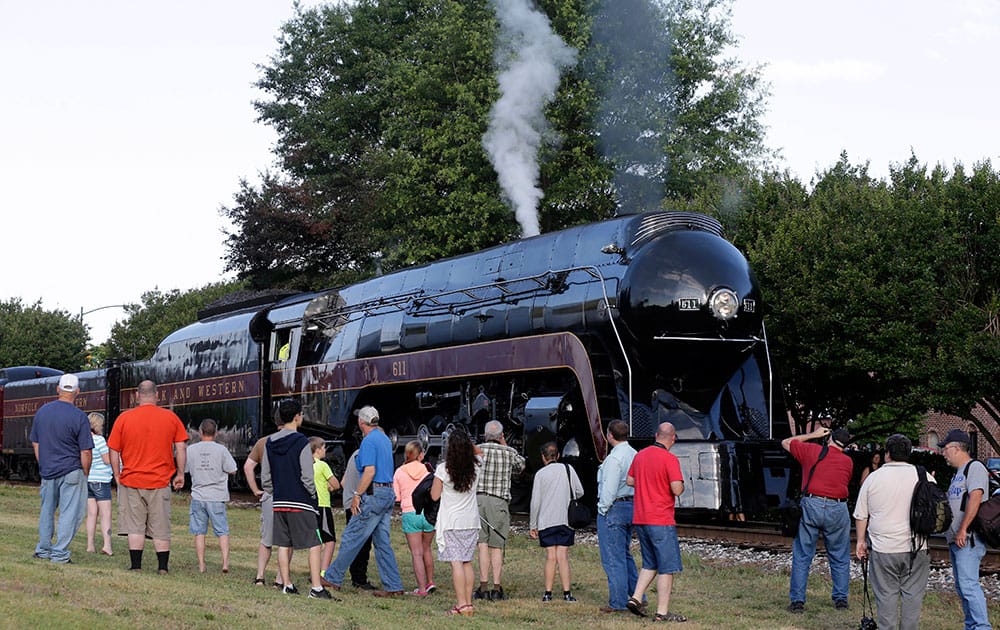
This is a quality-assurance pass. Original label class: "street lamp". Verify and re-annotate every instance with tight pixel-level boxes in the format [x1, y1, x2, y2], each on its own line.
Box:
[80, 304, 128, 319]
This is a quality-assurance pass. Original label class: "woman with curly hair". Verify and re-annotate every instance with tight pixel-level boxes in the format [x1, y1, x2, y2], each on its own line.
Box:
[431, 429, 483, 616]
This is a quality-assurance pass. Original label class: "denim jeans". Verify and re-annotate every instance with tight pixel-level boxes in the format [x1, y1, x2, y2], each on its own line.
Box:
[36, 468, 87, 563]
[324, 486, 402, 591]
[597, 500, 639, 610]
[949, 540, 993, 629]
[789, 495, 851, 604]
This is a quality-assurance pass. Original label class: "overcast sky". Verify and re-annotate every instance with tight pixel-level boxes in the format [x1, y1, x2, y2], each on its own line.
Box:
[2, 0, 997, 347]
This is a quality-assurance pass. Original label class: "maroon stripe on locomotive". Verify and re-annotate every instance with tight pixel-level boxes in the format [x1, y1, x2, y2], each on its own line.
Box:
[271, 332, 607, 460]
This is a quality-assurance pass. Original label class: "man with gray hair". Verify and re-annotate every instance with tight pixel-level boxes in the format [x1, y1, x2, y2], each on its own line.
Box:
[474, 420, 525, 601]
[854, 434, 930, 630]
[322, 405, 404, 596]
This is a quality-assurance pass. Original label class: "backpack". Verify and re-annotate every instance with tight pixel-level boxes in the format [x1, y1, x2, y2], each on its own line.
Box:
[910, 465, 951, 549]
[961, 461, 1000, 548]
[410, 472, 439, 526]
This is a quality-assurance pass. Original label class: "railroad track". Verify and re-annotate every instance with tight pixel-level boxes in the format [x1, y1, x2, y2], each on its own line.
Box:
[676, 522, 1000, 573]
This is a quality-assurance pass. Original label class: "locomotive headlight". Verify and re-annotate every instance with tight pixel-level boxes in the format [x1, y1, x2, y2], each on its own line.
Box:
[709, 288, 739, 320]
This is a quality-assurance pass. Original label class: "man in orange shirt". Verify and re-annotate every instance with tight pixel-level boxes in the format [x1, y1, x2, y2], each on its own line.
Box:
[108, 380, 188, 574]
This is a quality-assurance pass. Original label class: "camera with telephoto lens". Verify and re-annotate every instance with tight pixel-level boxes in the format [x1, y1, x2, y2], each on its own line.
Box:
[859, 615, 877, 630]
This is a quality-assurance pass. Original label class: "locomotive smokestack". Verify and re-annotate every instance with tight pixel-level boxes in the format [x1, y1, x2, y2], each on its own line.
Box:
[482, 0, 576, 238]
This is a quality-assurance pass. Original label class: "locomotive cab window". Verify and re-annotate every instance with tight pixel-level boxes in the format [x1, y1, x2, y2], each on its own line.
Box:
[271, 328, 299, 363]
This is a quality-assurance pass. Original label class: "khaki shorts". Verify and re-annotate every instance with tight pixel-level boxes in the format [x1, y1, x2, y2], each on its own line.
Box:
[118, 485, 172, 541]
[477, 493, 510, 548]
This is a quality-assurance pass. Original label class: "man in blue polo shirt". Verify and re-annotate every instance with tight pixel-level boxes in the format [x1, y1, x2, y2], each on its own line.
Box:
[322, 405, 403, 596]
[30, 374, 94, 564]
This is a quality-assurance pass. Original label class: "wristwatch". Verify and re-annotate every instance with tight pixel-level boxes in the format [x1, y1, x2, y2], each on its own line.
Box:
[353, 491, 362, 497]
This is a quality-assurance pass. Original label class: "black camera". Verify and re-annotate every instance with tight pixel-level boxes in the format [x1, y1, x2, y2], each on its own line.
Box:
[859, 615, 877, 630]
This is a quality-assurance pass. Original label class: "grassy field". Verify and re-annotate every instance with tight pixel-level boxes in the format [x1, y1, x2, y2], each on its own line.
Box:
[1, 484, 996, 629]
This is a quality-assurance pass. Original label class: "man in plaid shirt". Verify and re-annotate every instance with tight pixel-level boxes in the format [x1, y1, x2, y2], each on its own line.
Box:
[473, 420, 525, 601]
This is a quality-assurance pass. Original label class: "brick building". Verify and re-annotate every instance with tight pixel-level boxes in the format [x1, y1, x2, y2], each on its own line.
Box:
[922, 404, 999, 461]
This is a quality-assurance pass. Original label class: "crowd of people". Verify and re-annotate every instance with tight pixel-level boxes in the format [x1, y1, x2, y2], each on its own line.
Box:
[29, 376, 996, 625]
[783, 426, 995, 630]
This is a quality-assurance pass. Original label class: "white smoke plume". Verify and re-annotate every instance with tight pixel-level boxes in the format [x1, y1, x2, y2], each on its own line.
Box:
[482, 0, 577, 238]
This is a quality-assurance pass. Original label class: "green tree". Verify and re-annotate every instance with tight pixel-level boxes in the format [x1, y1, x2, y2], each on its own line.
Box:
[104, 281, 245, 361]
[919, 161, 1000, 451]
[738, 154, 1000, 448]
[222, 0, 769, 289]
[0, 298, 88, 371]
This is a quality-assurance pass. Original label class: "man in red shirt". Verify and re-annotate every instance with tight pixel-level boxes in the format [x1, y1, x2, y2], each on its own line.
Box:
[624, 422, 686, 622]
[782, 426, 854, 613]
[108, 380, 189, 574]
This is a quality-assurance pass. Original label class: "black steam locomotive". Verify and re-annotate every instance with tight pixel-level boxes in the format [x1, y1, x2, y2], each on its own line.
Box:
[1, 211, 792, 517]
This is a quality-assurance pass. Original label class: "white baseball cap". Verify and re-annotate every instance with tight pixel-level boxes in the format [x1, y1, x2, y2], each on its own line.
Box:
[57, 374, 79, 392]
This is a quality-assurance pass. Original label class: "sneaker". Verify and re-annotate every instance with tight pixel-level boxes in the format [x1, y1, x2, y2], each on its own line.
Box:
[282, 584, 300, 595]
[541, 593, 553, 602]
[787, 601, 804, 613]
[309, 588, 332, 600]
[834, 599, 849, 610]
[405, 588, 429, 597]
[473, 588, 487, 600]
[426, 582, 437, 593]
[563, 593, 577, 602]
[490, 587, 507, 601]
[352, 581, 377, 591]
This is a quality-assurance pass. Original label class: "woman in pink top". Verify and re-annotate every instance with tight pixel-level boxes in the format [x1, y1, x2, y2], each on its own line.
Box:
[393, 441, 436, 596]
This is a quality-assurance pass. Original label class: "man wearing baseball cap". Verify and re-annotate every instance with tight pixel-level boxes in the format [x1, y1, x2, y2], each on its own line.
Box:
[30, 373, 94, 563]
[781, 425, 854, 613]
[323, 405, 404, 596]
[939, 429, 993, 630]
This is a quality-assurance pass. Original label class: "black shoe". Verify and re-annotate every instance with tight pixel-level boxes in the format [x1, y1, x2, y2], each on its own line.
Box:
[309, 588, 333, 600]
[541, 592, 553, 602]
[834, 599, 849, 610]
[473, 588, 487, 600]
[352, 581, 377, 591]
[788, 601, 804, 613]
[563, 593, 577, 602]
[283, 584, 300, 595]
[490, 588, 507, 601]
[32, 552, 49, 560]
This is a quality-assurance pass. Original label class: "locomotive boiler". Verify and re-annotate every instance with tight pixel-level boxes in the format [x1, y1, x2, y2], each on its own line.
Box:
[1, 211, 793, 518]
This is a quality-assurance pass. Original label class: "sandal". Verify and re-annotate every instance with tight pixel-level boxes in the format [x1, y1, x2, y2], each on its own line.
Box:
[253, 578, 266, 586]
[653, 612, 687, 623]
[627, 597, 647, 618]
[446, 604, 474, 616]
